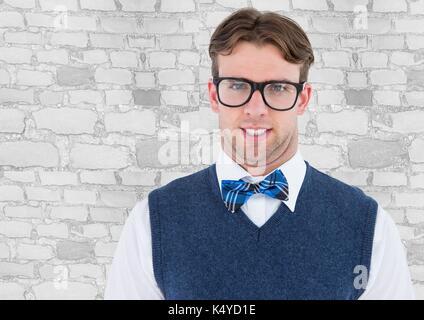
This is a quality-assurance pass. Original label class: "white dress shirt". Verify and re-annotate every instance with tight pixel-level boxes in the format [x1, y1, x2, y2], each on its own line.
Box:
[105, 149, 416, 300]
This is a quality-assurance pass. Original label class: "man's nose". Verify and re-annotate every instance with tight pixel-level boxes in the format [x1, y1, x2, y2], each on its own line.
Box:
[243, 89, 268, 117]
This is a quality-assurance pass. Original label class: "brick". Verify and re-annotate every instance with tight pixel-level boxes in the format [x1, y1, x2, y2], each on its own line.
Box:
[309, 68, 344, 85]
[119, 171, 156, 186]
[82, 50, 108, 64]
[57, 240, 94, 260]
[374, 91, 401, 106]
[105, 110, 156, 135]
[340, 35, 367, 48]
[17, 70, 54, 86]
[373, 0, 406, 12]
[355, 18, 391, 34]
[37, 223, 69, 238]
[64, 190, 96, 204]
[4, 31, 41, 44]
[135, 72, 155, 88]
[110, 51, 138, 68]
[313, 17, 349, 33]
[316, 110, 368, 135]
[33, 107, 97, 134]
[322, 51, 350, 68]
[110, 225, 123, 241]
[395, 193, 424, 207]
[409, 138, 424, 162]
[149, 51, 176, 68]
[0, 109, 25, 133]
[0, 141, 58, 167]
[0, 185, 24, 201]
[161, 0, 195, 11]
[80, 0, 116, 11]
[95, 241, 117, 257]
[3, 171, 35, 183]
[405, 91, 424, 106]
[395, 19, 424, 33]
[0, 220, 32, 237]
[26, 187, 61, 201]
[90, 207, 125, 223]
[39, 91, 63, 106]
[39, 171, 78, 185]
[101, 17, 138, 34]
[373, 172, 407, 186]
[407, 68, 424, 87]
[329, 170, 368, 186]
[360, 52, 388, 68]
[82, 224, 109, 238]
[0, 245, 8, 260]
[0, 283, 25, 300]
[39, 0, 78, 11]
[0, 88, 33, 104]
[345, 89, 372, 106]
[205, 12, 233, 28]
[50, 32, 88, 48]
[178, 107, 218, 132]
[57, 66, 92, 86]
[136, 138, 178, 168]
[143, 18, 179, 34]
[0, 47, 32, 64]
[66, 16, 97, 31]
[411, 0, 424, 14]
[0, 262, 34, 277]
[348, 139, 407, 168]
[182, 19, 200, 33]
[391, 52, 416, 66]
[70, 144, 129, 169]
[158, 69, 195, 85]
[4, 0, 36, 9]
[133, 90, 161, 106]
[50, 206, 88, 221]
[33, 281, 97, 299]
[0, 12, 24, 27]
[160, 35, 192, 50]
[371, 35, 404, 50]
[100, 191, 137, 208]
[370, 69, 406, 85]
[161, 171, 194, 185]
[317, 90, 344, 105]
[347, 72, 367, 88]
[95, 68, 132, 85]
[161, 90, 189, 106]
[120, 0, 156, 12]
[25, 13, 55, 27]
[250, 0, 290, 11]
[309, 34, 338, 49]
[105, 90, 132, 105]
[390, 111, 424, 133]
[37, 49, 69, 65]
[179, 51, 199, 66]
[17, 243, 54, 260]
[5, 205, 43, 219]
[69, 263, 103, 278]
[69, 90, 102, 105]
[80, 171, 116, 185]
[406, 209, 424, 224]
[128, 36, 155, 48]
[332, 0, 368, 11]
[411, 174, 424, 189]
[293, 0, 327, 10]
[0, 69, 10, 84]
[90, 33, 124, 48]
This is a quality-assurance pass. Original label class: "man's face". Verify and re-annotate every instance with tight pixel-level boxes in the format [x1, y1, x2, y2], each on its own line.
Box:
[208, 41, 312, 173]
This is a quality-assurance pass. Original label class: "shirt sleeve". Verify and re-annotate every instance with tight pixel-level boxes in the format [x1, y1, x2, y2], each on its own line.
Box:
[104, 198, 165, 300]
[358, 205, 416, 300]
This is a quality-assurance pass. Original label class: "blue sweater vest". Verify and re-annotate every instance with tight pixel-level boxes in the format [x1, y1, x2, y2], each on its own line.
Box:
[148, 160, 378, 300]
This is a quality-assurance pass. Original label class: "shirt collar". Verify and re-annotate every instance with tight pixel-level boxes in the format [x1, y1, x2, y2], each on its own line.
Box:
[215, 147, 307, 212]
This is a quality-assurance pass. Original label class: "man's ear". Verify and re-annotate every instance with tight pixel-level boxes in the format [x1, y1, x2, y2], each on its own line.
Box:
[296, 82, 312, 116]
[208, 78, 219, 113]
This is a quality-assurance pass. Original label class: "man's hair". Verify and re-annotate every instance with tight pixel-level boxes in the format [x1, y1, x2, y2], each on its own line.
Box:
[208, 8, 315, 82]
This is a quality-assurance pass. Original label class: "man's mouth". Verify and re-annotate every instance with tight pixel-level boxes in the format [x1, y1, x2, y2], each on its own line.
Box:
[240, 127, 272, 140]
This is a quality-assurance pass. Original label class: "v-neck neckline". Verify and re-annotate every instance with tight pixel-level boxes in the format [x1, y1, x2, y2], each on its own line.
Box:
[207, 160, 313, 239]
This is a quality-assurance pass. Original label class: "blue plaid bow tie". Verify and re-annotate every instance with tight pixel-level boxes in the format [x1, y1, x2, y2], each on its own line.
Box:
[221, 169, 289, 213]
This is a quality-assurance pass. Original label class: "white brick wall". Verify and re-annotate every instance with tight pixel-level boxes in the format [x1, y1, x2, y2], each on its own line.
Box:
[0, 1, 423, 300]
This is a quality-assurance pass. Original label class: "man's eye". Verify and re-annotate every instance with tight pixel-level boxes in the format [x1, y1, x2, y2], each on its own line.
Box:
[229, 82, 248, 90]
[269, 84, 286, 92]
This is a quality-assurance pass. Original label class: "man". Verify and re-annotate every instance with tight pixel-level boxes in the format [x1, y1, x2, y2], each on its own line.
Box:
[105, 8, 415, 300]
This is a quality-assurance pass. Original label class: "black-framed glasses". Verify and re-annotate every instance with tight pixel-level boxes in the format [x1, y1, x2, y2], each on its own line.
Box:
[212, 77, 306, 111]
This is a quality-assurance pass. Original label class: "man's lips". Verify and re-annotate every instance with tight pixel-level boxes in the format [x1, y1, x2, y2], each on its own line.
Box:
[240, 127, 272, 139]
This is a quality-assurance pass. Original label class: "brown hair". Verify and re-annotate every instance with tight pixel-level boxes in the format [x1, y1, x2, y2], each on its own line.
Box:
[208, 8, 315, 82]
